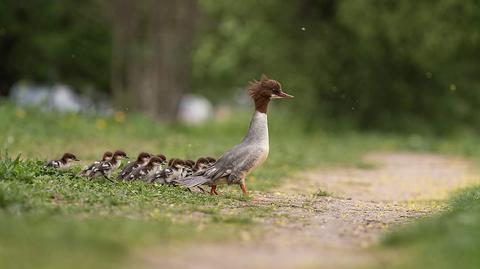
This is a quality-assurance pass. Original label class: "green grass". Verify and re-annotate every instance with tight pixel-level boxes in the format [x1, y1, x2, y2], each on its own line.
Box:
[382, 186, 480, 269]
[2, 102, 480, 269]
[0, 102, 400, 269]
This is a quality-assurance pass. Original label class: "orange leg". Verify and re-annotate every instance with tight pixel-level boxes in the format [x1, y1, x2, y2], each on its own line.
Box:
[210, 185, 219, 195]
[240, 182, 248, 196]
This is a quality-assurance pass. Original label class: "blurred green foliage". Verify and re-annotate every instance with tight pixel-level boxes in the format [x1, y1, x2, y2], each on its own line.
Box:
[195, 0, 480, 132]
[1, 0, 480, 132]
[0, 0, 111, 93]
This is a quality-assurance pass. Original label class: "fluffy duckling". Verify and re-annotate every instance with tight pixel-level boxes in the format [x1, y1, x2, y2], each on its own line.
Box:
[79, 151, 113, 176]
[155, 154, 168, 166]
[126, 156, 164, 181]
[193, 157, 210, 173]
[150, 158, 184, 184]
[89, 150, 128, 181]
[205, 157, 216, 166]
[45, 153, 79, 170]
[183, 159, 195, 177]
[117, 152, 151, 180]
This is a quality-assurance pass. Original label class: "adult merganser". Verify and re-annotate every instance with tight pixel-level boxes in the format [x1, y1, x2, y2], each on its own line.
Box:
[79, 151, 113, 176]
[45, 153, 79, 170]
[88, 150, 128, 180]
[174, 75, 293, 195]
[126, 156, 164, 181]
[117, 152, 151, 180]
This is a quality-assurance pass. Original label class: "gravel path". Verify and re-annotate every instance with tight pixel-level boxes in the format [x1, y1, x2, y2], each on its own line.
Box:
[133, 153, 478, 269]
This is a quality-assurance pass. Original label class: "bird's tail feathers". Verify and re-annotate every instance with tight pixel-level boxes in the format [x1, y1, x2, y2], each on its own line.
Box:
[174, 176, 210, 188]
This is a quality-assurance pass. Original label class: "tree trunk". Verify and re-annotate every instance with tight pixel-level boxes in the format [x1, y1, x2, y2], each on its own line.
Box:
[111, 0, 197, 122]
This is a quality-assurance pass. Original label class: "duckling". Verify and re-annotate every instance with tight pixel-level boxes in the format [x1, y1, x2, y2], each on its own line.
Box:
[174, 75, 293, 195]
[89, 150, 128, 181]
[194, 157, 208, 172]
[126, 156, 164, 181]
[79, 151, 113, 176]
[183, 159, 195, 177]
[149, 158, 184, 184]
[45, 153, 79, 170]
[205, 157, 217, 166]
[117, 152, 151, 180]
[155, 154, 168, 167]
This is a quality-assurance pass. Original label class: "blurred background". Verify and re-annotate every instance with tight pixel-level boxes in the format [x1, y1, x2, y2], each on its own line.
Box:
[1, 0, 479, 133]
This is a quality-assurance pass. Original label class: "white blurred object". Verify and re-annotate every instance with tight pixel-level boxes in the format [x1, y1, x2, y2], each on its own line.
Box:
[9, 82, 111, 114]
[178, 94, 213, 124]
[49, 85, 82, 112]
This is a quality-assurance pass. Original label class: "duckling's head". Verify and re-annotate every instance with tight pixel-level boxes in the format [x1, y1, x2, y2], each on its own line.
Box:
[156, 154, 167, 165]
[149, 156, 164, 167]
[62, 152, 79, 163]
[136, 152, 151, 164]
[205, 157, 217, 166]
[102, 151, 113, 161]
[195, 157, 210, 170]
[185, 159, 195, 168]
[113, 150, 129, 160]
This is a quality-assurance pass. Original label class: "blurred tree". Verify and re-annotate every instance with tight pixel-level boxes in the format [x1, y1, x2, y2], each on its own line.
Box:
[111, 0, 198, 122]
[0, 0, 111, 96]
[194, 0, 480, 133]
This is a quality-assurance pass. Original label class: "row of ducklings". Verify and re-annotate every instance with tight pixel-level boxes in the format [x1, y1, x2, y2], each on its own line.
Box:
[45, 151, 216, 184]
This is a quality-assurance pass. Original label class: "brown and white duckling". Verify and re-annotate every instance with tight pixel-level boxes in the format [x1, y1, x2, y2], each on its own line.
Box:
[79, 151, 113, 176]
[194, 157, 215, 173]
[155, 154, 168, 167]
[45, 153, 79, 170]
[205, 157, 217, 167]
[88, 150, 128, 180]
[174, 75, 293, 195]
[126, 156, 164, 181]
[183, 159, 195, 177]
[117, 152, 151, 180]
[150, 158, 184, 184]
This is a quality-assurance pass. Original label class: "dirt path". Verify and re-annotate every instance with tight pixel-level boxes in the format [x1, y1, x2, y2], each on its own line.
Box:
[135, 153, 478, 269]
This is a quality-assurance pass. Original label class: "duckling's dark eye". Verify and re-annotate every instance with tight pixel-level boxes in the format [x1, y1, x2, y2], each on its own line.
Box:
[273, 88, 280, 94]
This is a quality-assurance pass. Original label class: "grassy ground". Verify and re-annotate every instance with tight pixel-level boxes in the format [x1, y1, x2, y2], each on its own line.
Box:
[382, 186, 480, 269]
[1, 102, 480, 269]
[0, 102, 402, 269]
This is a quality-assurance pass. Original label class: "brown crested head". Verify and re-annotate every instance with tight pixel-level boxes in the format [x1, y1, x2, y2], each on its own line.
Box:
[62, 152, 79, 162]
[136, 152, 151, 162]
[102, 151, 113, 161]
[148, 156, 164, 166]
[113, 150, 128, 160]
[248, 74, 294, 113]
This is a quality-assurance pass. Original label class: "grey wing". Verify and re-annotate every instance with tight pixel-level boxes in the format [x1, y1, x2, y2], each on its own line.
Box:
[201, 146, 254, 182]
